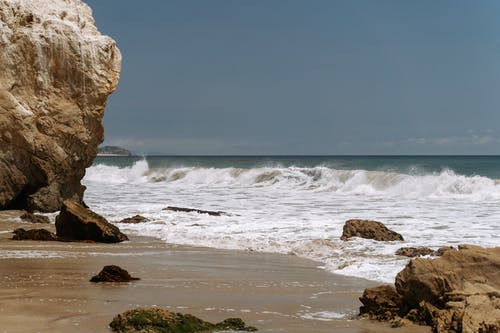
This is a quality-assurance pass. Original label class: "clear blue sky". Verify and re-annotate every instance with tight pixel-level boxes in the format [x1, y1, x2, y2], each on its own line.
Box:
[86, 0, 500, 155]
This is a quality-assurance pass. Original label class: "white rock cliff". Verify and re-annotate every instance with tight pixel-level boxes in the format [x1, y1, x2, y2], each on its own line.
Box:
[0, 0, 121, 211]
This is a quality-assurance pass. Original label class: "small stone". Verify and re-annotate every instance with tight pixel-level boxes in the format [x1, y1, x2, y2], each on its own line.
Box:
[90, 265, 140, 283]
[119, 215, 148, 224]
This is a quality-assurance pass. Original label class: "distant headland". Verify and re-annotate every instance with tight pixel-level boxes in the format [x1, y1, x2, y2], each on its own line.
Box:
[97, 146, 132, 156]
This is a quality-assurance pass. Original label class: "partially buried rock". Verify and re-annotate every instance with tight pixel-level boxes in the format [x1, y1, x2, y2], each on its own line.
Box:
[55, 200, 128, 243]
[90, 265, 139, 283]
[109, 308, 257, 333]
[119, 215, 148, 224]
[359, 245, 500, 333]
[12, 228, 58, 241]
[395, 246, 436, 257]
[340, 219, 404, 241]
[20, 212, 50, 224]
[163, 206, 227, 216]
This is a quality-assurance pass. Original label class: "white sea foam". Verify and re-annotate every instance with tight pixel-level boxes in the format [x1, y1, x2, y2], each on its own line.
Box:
[83, 160, 500, 282]
[84, 161, 500, 200]
[299, 310, 350, 321]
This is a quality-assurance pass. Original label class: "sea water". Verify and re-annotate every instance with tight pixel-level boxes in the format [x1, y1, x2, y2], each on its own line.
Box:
[83, 156, 500, 282]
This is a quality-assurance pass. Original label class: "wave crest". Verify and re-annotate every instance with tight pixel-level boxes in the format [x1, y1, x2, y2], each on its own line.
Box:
[84, 160, 500, 200]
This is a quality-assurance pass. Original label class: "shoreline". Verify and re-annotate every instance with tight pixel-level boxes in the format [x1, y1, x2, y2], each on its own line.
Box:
[0, 211, 430, 333]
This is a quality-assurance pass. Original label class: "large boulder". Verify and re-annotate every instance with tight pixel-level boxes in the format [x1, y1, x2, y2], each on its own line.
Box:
[0, 0, 121, 212]
[340, 219, 404, 241]
[55, 200, 128, 243]
[109, 308, 257, 333]
[359, 245, 500, 333]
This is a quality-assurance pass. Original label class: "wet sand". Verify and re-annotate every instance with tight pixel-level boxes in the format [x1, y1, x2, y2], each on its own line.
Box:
[0, 212, 430, 333]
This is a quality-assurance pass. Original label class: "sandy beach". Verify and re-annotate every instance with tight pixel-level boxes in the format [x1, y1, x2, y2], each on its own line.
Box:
[0, 212, 430, 333]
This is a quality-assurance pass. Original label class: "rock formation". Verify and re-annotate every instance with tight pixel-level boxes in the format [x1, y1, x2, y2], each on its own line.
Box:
[110, 308, 257, 333]
[340, 219, 404, 241]
[0, 0, 121, 212]
[359, 245, 500, 333]
[56, 200, 128, 243]
[90, 265, 139, 283]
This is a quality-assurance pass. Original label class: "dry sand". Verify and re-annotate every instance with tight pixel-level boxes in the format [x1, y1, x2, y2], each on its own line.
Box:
[0, 211, 430, 333]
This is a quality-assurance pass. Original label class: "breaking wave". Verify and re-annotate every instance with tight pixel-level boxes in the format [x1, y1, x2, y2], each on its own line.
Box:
[84, 160, 500, 200]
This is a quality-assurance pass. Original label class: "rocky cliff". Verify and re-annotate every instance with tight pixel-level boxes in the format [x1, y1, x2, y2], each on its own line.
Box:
[0, 0, 121, 211]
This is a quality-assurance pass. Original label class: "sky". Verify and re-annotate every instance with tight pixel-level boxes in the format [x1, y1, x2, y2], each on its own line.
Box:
[85, 0, 500, 155]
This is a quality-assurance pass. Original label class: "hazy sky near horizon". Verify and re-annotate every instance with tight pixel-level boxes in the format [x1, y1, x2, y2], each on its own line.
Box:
[86, 0, 500, 155]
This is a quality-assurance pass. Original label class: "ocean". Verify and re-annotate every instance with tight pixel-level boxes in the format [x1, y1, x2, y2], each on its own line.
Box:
[83, 155, 500, 282]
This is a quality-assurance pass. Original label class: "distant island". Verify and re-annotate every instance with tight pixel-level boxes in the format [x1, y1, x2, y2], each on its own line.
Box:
[97, 146, 132, 156]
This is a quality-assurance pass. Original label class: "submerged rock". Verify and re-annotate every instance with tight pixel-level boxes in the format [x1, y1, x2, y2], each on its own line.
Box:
[119, 215, 149, 224]
[0, 0, 121, 212]
[20, 212, 50, 224]
[109, 308, 257, 333]
[163, 206, 228, 216]
[12, 228, 58, 241]
[55, 200, 128, 243]
[90, 265, 139, 283]
[359, 245, 500, 333]
[340, 219, 404, 241]
[395, 246, 436, 258]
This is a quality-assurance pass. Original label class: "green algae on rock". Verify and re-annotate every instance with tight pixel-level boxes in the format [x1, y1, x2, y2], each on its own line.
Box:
[109, 308, 257, 333]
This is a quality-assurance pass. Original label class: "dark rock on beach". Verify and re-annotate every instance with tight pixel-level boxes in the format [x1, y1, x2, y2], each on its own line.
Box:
[90, 265, 139, 283]
[55, 200, 128, 243]
[20, 212, 50, 224]
[359, 245, 500, 333]
[119, 215, 148, 224]
[395, 246, 436, 258]
[340, 219, 404, 241]
[163, 206, 227, 216]
[109, 308, 257, 333]
[12, 228, 58, 241]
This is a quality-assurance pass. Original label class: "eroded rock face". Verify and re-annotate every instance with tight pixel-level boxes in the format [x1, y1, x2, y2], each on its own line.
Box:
[340, 219, 404, 241]
[55, 200, 128, 243]
[0, 0, 121, 212]
[359, 245, 500, 333]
